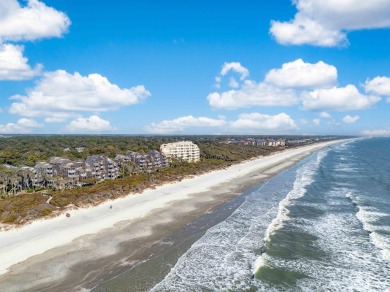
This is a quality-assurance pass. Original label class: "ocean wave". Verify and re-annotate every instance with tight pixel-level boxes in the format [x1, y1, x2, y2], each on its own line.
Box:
[303, 210, 390, 290]
[151, 158, 300, 291]
[253, 150, 328, 273]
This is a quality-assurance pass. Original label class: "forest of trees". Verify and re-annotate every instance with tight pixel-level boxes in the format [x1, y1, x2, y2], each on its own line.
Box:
[0, 135, 337, 225]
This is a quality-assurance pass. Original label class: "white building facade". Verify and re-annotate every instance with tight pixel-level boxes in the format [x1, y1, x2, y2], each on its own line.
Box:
[160, 141, 200, 162]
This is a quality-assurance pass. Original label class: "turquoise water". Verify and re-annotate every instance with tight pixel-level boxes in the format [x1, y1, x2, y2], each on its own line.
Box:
[152, 138, 390, 291]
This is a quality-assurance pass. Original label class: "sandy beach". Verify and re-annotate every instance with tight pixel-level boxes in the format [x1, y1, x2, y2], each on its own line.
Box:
[0, 140, 345, 291]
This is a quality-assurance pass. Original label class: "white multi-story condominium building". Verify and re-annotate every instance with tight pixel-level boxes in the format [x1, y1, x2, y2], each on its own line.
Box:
[160, 141, 200, 162]
[267, 139, 286, 147]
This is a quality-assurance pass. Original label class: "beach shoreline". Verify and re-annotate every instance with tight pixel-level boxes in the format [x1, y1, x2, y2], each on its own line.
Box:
[0, 140, 348, 291]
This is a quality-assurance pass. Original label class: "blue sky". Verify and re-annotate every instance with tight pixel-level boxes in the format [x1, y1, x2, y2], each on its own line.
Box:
[1, 0, 390, 135]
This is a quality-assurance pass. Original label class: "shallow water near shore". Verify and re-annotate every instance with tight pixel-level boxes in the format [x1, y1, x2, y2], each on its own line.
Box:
[92, 180, 256, 291]
[92, 150, 310, 291]
[149, 138, 390, 291]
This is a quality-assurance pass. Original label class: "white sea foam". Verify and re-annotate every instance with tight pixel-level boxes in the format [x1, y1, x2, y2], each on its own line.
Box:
[304, 210, 390, 290]
[253, 150, 328, 273]
[250, 161, 390, 292]
[151, 141, 373, 291]
[150, 157, 304, 291]
[345, 190, 390, 261]
[290, 188, 390, 290]
[259, 189, 390, 291]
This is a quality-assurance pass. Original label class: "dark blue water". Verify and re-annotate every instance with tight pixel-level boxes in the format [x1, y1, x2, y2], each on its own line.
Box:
[152, 139, 390, 291]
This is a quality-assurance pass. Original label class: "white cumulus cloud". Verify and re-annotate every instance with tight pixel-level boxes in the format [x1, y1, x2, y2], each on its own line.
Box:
[0, 118, 42, 134]
[319, 111, 331, 118]
[9, 70, 151, 122]
[229, 77, 239, 88]
[265, 59, 337, 89]
[229, 112, 298, 131]
[312, 118, 321, 126]
[220, 62, 249, 80]
[300, 118, 308, 125]
[0, 43, 42, 80]
[146, 113, 298, 134]
[270, 0, 390, 47]
[145, 115, 227, 134]
[365, 76, 390, 100]
[301, 85, 380, 111]
[64, 115, 115, 133]
[215, 62, 249, 88]
[208, 80, 298, 109]
[342, 115, 360, 124]
[361, 129, 390, 137]
[0, 0, 70, 41]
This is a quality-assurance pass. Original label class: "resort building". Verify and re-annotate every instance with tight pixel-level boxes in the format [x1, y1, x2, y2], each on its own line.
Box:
[160, 141, 200, 162]
[34, 162, 54, 179]
[255, 139, 267, 146]
[116, 150, 169, 172]
[31, 155, 119, 189]
[267, 139, 286, 147]
[86, 155, 119, 180]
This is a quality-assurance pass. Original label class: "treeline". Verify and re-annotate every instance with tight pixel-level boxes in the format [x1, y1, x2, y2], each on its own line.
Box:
[0, 135, 290, 225]
[0, 136, 167, 166]
[0, 135, 278, 167]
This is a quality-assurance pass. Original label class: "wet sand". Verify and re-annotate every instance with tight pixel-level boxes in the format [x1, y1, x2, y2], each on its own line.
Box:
[0, 141, 345, 291]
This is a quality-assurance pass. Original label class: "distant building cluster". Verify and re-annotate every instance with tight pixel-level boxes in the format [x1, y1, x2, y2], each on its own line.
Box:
[224, 138, 286, 147]
[30, 155, 119, 188]
[63, 147, 85, 153]
[30, 149, 172, 188]
[115, 150, 169, 172]
[286, 138, 316, 145]
[160, 141, 200, 162]
[1, 143, 196, 192]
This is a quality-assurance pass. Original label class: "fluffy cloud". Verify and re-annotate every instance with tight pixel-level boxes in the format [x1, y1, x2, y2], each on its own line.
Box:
[208, 80, 298, 109]
[9, 70, 150, 122]
[209, 60, 381, 112]
[300, 119, 308, 125]
[342, 115, 360, 124]
[0, 118, 42, 133]
[229, 77, 239, 88]
[215, 62, 249, 88]
[312, 118, 321, 126]
[220, 62, 249, 80]
[264, 59, 337, 89]
[146, 113, 297, 134]
[270, 0, 390, 47]
[64, 115, 115, 133]
[361, 129, 390, 137]
[365, 76, 390, 100]
[0, 0, 70, 41]
[0, 43, 41, 80]
[319, 111, 331, 118]
[229, 112, 298, 131]
[301, 85, 380, 111]
[145, 115, 227, 134]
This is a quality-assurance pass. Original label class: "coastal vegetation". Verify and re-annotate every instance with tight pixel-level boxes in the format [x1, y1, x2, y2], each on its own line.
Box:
[0, 135, 337, 226]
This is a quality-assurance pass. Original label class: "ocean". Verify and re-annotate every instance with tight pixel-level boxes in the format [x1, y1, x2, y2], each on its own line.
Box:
[150, 138, 390, 291]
